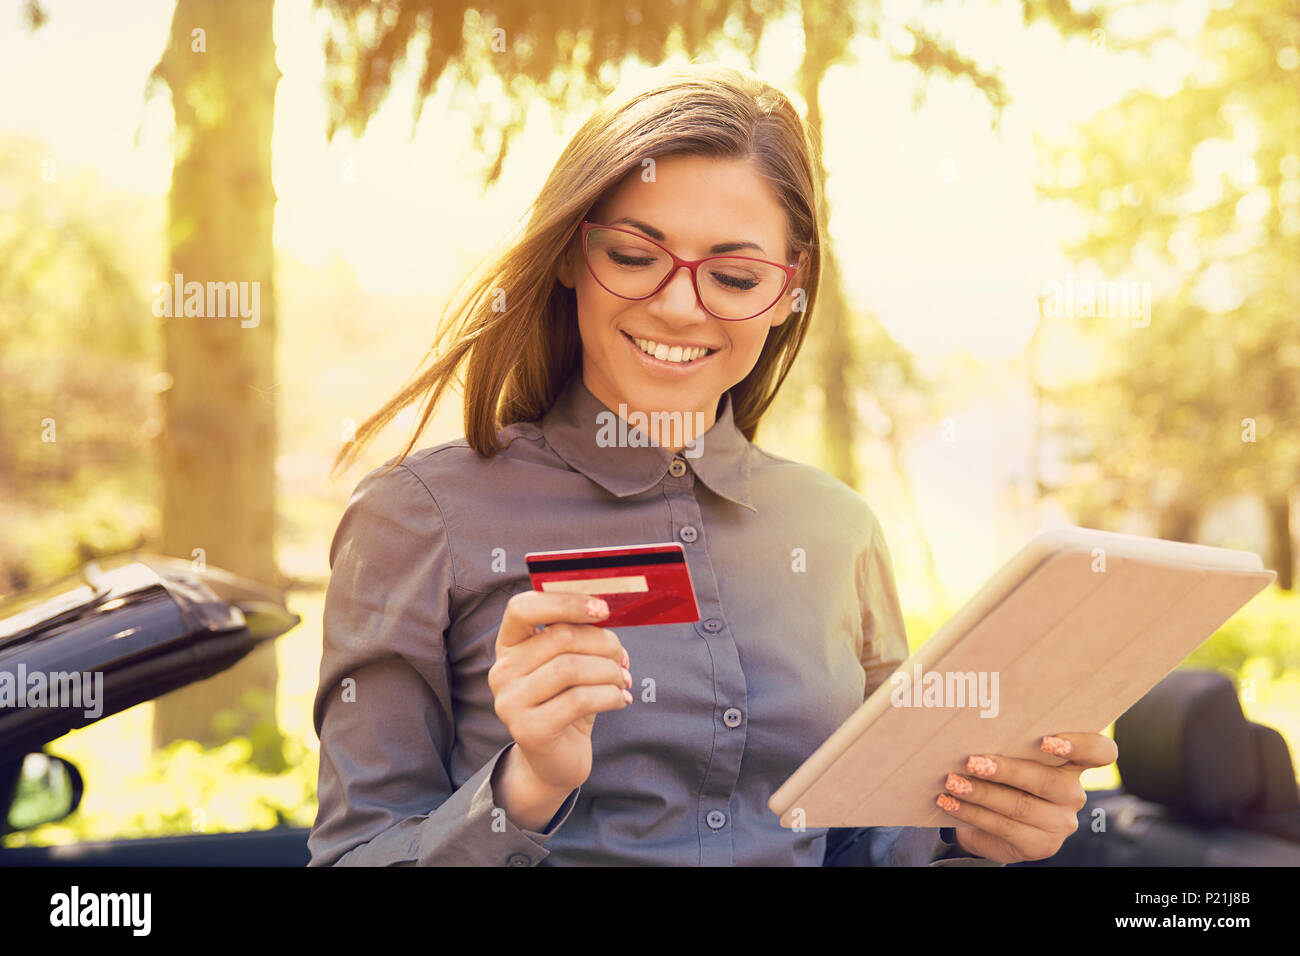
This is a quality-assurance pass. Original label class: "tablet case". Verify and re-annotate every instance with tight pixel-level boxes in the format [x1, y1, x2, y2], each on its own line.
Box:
[768, 526, 1277, 828]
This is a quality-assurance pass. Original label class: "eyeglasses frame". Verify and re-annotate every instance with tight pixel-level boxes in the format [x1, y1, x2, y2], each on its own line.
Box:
[577, 220, 801, 322]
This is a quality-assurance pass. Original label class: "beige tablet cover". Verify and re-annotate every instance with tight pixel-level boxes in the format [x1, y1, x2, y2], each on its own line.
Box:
[768, 526, 1277, 828]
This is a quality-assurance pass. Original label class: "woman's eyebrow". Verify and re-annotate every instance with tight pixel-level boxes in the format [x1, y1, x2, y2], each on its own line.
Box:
[609, 216, 766, 255]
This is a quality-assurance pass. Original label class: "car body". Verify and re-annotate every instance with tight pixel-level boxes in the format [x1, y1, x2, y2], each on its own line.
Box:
[0, 554, 309, 865]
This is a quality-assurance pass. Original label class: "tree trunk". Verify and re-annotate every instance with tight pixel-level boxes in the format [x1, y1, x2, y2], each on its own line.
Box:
[884, 429, 946, 611]
[1266, 490, 1294, 591]
[149, 0, 284, 770]
[800, 0, 857, 489]
[1157, 497, 1201, 543]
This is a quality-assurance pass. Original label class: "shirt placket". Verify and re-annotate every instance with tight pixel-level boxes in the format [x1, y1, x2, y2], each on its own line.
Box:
[662, 454, 748, 866]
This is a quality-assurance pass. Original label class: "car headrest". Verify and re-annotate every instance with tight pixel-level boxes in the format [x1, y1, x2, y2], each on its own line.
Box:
[1250, 723, 1300, 816]
[1115, 670, 1262, 823]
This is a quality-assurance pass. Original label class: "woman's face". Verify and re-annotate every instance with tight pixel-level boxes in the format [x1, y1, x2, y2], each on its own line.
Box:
[557, 153, 806, 440]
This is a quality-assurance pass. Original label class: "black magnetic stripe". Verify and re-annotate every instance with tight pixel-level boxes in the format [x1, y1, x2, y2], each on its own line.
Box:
[527, 551, 683, 573]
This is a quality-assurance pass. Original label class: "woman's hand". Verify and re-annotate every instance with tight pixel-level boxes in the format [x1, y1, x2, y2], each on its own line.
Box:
[935, 732, 1118, 863]
[489, 590, 632, 796]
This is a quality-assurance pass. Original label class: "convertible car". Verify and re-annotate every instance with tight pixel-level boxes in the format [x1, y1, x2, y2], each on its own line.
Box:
[1, 556, 1296, 866]
[0, 554, 311, 865]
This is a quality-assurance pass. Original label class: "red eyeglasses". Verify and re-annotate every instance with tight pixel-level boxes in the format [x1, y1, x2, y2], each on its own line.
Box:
[578, 221, 801, 321]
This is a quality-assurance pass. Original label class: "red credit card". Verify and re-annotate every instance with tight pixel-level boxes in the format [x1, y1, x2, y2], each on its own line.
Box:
[524, 542, 701, 627]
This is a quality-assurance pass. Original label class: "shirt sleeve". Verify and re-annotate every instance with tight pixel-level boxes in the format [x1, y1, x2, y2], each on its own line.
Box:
[307, 462, 580, 866]
[827, 509, 1002, 866]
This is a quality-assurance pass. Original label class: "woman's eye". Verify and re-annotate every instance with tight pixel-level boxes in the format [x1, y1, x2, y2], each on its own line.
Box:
[607, 250, 658, 267]
[709, 270, 758, 291]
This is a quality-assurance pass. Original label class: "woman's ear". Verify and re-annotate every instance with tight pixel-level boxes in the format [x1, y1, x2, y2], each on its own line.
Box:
[770, 251, 808, 329]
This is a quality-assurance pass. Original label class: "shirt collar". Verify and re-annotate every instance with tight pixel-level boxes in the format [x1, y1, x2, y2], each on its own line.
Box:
[539, 369, 756, 513]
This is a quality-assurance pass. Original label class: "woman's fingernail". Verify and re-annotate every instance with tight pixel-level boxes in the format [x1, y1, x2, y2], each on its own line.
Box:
[945, 772, 973, 795]
[587, 598, 609, 618]
[621, 648, 629, 669]
[622, 667, 632, 688]
[622, 689, 633, 704]
[1041, 735, 1072, 757]
[967, 755, 997, 776]
[936, 793, 961, 812]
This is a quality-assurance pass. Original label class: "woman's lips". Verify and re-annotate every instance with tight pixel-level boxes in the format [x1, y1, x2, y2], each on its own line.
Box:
[621, 330, 719, 374]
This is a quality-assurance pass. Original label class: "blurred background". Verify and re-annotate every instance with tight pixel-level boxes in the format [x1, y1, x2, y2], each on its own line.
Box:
[0, 0, 1296, 848]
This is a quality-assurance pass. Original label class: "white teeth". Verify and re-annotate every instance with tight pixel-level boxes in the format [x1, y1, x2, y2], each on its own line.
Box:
[632, 336, 712, 364]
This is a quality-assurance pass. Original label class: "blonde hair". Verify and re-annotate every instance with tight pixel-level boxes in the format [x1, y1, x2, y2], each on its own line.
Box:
[332, 61, 825, 478]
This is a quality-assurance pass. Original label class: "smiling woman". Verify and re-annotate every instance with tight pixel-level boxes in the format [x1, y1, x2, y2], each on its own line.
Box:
[560, 170, 806, 451]
[310, 61, 1004, 868]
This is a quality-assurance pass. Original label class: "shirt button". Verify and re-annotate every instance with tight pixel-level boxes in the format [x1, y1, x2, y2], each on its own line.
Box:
[722, 707, 743, 728]
[668, 457, 687, 478]
[507, 853, 531, 867]
[701, 618, 723, 634]
[679, 525, 698, 543]
[706, 810, 727, 830]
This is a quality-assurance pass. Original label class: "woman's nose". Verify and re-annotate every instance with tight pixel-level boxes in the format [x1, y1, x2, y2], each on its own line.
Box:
[655, 265, 706, 317]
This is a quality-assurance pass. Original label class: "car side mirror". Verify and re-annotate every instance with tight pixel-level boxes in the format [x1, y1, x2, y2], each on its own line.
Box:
[4, 752, 84, 834]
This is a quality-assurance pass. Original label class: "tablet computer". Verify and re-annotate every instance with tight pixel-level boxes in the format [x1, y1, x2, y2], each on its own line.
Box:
[768, 525, 1276, 828]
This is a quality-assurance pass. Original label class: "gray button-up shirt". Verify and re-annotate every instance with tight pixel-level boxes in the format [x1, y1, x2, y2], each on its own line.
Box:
[308, 369, 996, 866]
